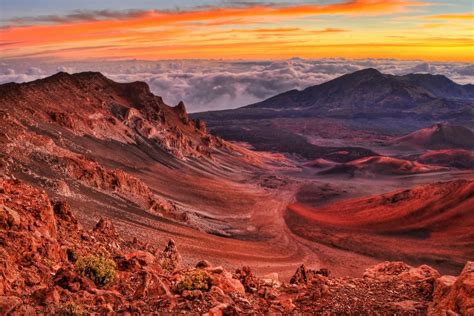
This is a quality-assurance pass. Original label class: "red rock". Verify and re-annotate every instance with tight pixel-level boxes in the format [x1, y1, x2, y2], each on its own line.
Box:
[32, 287, 60, 305]
[0, 296, 22, 314]
[196, 260, 211, 269]
[124, 251, 157, 267]
[234, 266, 259, 293]
[429, 261, 474, 315]
[290, 264, 330, 285]
[133, 271, 169, 299]
[52, 200, 77, 223]
[157, 240, 181, 273]
[279, 298, 296, 312]
[364, 261, 439, 283]
[54, 268, 94, 292]
[211, 271, 245, 295]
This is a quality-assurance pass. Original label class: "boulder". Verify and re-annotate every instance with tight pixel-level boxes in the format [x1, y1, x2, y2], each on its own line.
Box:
[429, 261, 474, 315]
[234, 266, 259, 293]
[364, 261, 440, 282]
[157, 240, 181, 273]
[196, 260, 211, 269]
[211, 271, 245, 295]
[93, 218, 118, 237]
[290, 264, 330, 285]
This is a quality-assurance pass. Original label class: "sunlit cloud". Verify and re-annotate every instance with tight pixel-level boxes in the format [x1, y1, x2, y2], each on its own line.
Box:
[0, 0, 471, 61]
[429, 13, 474, 21]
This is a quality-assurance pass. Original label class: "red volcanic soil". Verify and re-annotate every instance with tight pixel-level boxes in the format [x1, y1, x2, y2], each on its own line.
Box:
[417, 149, 474, 169]
[3, 178, 472, 315]
[318, 156, 446, 177]
[391, 123, 474, 149]
[1, 71, 473, 288]
[286, 179, 474, 274]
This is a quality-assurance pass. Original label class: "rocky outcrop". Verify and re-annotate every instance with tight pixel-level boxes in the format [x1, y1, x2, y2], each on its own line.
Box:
[1, 178, 472, 314]
[0, 72, 229, 161]
[429, 261, 474, 315]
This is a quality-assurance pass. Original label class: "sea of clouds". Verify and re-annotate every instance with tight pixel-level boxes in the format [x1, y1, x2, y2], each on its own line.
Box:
[1, 59, 473, 113]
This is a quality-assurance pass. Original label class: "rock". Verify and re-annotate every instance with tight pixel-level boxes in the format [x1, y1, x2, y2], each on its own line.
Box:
[194, 119, 207, 133]
[0, 296, 22, 315]
[33, 287, 60, 305]
[175, 101, 190, 124]
[429, 261, 474, 315]
[432, 275, 457, 304]
[181, 289, 203, 300]
[364, 261, 411, 281]
[52, 200, 77, 223]
[387, 300, 425, 312]
[206, 304, 227, 316]
[234, 266, 259, 293]
[279, 298, 296, 312]
[1, 205, 21, 228]
[402, 264, 441, 282]
[321, 284, 330, 296]
[124, 251, 157, 267]
[157, 240, 181, 273]
[290, 265, 308, 285]
[196, 260, 211, 269]
[54, 268, 94, 292]
[93, 218, 118, 237]
[364, 261, 440, 283]
[133, 271, 169, 299]
[263, 272, 279, 283]
[207, 266, 224, 274]
[212, 271, 245, 295]
[290, 264, 329, 285]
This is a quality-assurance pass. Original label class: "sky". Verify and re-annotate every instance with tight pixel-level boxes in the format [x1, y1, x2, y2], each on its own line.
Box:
[1, 0, 473, 61]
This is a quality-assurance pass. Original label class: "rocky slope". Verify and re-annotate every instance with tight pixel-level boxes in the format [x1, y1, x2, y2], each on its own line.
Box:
[1, 178, 472, 315]
[391, 123, 474, 149]
[0, 72, 271, 227]
[286, 179, 474, 273]
[416, 149, 474, 169]
[318, 156, 447, 177]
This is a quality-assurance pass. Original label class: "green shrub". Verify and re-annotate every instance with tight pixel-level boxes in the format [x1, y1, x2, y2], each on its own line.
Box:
[76, 255, 116, 287]
[176, 270, 212, 293]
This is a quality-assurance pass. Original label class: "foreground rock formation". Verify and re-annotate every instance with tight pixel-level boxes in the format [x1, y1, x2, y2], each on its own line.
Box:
[1, 178, 472, 314]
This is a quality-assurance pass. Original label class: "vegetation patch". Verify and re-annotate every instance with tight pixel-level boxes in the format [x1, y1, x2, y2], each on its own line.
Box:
[175, 270, 212, 293]
[76, 255, 116, 287]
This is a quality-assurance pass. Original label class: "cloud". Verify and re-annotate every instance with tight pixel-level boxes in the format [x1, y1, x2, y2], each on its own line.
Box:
[4, 1, 426, 27]
[26, 67, 43, 75]
[5, 10, 151, 26]
[0, 59, 472, 112]
[409, 62, 437, 73]
[455, 64, 474, 76]
[429, 13, 474, 21]
[0, 0, 436, 61]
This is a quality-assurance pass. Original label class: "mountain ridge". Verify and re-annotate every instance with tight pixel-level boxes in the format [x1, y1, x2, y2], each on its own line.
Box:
[195, 68, 474, 121]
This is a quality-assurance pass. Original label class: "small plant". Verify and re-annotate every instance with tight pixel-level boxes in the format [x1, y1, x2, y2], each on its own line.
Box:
[76, 255, 116, 287]
[176, 270, 212, 293]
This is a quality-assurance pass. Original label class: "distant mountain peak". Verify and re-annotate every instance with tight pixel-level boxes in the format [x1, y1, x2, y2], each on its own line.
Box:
[351, 68, 383, 76]
[229, 68, 474, 118]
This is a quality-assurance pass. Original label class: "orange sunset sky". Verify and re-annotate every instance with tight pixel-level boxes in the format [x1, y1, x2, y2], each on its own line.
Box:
[0, 0, 473, 61]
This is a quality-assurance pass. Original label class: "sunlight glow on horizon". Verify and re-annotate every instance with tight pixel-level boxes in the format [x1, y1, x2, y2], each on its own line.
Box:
[1, 0, 473, 62]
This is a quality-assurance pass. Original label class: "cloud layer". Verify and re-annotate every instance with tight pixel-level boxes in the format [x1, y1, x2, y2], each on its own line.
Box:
[1, 59, 473, 112]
